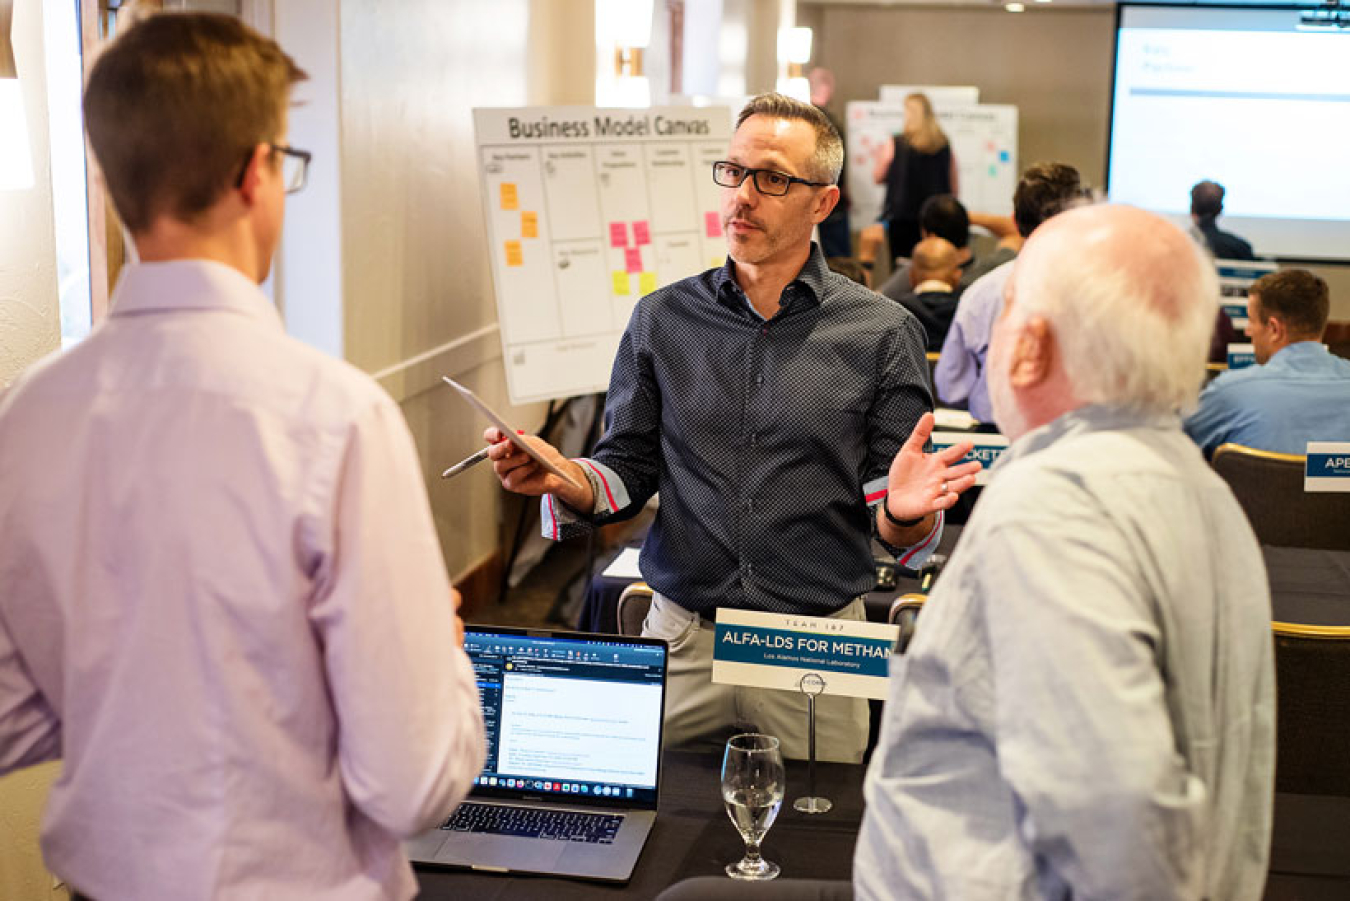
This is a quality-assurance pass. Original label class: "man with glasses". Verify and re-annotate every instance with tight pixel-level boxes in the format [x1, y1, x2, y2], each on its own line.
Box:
[0, 14, 483, 899]
[487, 93, 977, 763]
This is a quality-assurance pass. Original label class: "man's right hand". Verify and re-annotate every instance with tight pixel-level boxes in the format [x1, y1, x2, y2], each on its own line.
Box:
[483, 427, 595, 512]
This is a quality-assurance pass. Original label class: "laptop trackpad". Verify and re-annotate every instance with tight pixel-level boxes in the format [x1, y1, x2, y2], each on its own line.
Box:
[435, 833, 568, 871]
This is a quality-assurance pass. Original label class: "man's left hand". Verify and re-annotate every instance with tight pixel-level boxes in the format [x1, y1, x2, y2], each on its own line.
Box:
[884, 412, 983, 522]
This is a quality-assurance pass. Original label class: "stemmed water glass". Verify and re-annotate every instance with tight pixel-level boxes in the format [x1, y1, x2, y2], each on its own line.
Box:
[721, 732, 786, 880]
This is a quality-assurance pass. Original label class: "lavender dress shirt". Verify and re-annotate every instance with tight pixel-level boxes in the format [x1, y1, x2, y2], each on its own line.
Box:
[934, 260, 1014, 423]
[0, 261, 484, 900]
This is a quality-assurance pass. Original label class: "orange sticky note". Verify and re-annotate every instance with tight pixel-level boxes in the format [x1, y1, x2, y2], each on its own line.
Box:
[639, 272, 657, 295]
[505, 240, 523, 267]
[611, 271, 631, 296]
[521, 211, 538, 238]
[500, 182, 519, 211]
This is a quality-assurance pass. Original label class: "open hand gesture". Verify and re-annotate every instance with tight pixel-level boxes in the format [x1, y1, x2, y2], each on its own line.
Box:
[884, 413, 983, 522]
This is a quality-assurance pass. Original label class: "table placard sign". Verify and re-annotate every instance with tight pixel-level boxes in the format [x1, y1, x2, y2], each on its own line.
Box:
[1305, 442, 1350, 493]
[930, 431, 1010, 486]
[1226, 343, 1256, 370]
[712, 608, 898, 700]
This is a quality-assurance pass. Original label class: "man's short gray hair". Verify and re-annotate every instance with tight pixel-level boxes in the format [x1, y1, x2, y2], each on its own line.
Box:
[1010, 204, 1219, 415]
[736, 92, 844, 185]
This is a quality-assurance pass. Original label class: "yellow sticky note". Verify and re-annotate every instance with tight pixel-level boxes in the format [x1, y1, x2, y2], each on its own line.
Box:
[500, 182, 519, 211]
[639, 272, 657, 295]
[505, 240, 523, 267]
[521, 211, 538, 238]
[710, 256, 725, 268]
[611, 271, 631, 296]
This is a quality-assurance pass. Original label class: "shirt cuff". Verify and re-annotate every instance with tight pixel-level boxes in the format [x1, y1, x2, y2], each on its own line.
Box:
[538, 458, 630, 541]
[865, 477, 944, 570]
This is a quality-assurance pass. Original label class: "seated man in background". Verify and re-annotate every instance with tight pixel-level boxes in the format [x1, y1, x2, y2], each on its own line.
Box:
[856, 204, 1274, 900]
[894, 236, 962, 352]
[879, 193, 1014, 306]
[1186, 268, 1350, 457]
[935, 162, 1087, 423]
[1191, 179, 1255, 260]
[0, 14, 483, 899]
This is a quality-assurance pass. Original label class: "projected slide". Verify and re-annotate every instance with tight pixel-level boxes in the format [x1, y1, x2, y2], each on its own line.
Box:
[1108, 6, 1350, 260]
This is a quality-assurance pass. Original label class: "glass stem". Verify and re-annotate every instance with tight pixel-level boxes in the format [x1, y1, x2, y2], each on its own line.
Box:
[743, 839, 762, 865]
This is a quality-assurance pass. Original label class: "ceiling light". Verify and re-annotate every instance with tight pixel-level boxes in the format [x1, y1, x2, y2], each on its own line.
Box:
[1005, 2, 1026, 10]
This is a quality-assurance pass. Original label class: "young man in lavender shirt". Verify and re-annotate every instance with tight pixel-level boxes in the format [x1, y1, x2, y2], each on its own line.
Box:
[0, 14, 482, 899]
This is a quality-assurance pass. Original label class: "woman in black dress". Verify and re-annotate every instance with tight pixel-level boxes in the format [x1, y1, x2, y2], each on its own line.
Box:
[873, 93, 960, 263]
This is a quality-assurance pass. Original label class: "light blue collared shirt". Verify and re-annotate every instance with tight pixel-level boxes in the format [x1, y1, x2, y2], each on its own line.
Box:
[933, 260, 1012, 423]
[1184, 340, 1350, 458]
[855, 404, 1275, 901]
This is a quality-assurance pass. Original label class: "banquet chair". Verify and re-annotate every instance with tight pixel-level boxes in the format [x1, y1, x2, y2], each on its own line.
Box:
[887, 593, 927, 655]
[1211, 443, 1350, 550]
[616, 581, 653, 637]
[1271, 621, 1350, 797]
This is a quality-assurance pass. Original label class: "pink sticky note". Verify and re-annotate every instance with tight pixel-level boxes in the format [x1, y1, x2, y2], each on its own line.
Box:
[705, 211, 723, 238]
[624, 247, 643, 274]
[609, 222, 628, 248]
[633, 221, 651, 245]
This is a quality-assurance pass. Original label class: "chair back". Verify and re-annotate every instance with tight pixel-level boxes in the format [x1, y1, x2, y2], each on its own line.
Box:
[1272, 623, 1350, 796]
[1211, 443, 1350, 550]
[887, 593, 927, 655]
[616, 581, 653, 637]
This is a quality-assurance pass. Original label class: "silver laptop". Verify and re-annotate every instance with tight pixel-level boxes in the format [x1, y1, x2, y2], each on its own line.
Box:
[408, 626, 668, 883]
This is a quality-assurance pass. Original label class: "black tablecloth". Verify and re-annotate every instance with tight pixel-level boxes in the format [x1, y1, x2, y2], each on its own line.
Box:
[415, 750, 865, 900]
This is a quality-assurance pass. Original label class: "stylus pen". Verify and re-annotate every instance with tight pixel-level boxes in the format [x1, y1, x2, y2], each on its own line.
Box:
[441, 447, 491, 479]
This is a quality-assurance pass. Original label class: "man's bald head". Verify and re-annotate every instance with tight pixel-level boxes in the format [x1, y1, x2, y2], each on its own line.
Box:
[909, 237, 961, 290]
[1003, 204, 1217, 418]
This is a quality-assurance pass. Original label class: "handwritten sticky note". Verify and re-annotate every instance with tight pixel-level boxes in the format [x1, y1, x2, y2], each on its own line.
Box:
[633, 220, 651, 245]
[505, 240, 524, 267]
[639, 272, 657, 295]
[500, 183, 519, 211]
[705, 211, 723, 238]
[624, 248, 643, 274]
[521, 211, 538, 238]
[610, 222, 628, 248]
[611, 271, 631, 296]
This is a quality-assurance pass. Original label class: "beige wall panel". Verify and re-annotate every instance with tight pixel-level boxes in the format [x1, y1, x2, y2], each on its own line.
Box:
[812, 3, 1115, 188]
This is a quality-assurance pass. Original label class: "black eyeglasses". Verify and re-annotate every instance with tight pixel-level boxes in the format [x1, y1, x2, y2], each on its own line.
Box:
[234, 143, 312, 195]
[712, 161, 830, 197]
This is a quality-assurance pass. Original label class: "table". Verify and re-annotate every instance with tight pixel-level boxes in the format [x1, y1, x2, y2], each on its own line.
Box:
[416, 750, 865, 900]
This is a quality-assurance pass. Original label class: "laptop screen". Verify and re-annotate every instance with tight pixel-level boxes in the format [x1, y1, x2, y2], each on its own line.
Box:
[464, 627, 667, 807]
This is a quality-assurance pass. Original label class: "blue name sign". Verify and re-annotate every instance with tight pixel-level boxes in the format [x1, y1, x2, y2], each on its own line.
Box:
[1226, 343, 1256, 370]
[711, 609, 899, 700]
[930, 431, 1010, 486]
[1306, 442, 1350, 493]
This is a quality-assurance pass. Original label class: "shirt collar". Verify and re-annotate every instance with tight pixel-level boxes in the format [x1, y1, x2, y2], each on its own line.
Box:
[1268, 340, 1327, 364]
[713, 242, 831, 312]
[914, 279, 954, 295]
[991, 403, 1180, 476]
[109, 259, 282, 329]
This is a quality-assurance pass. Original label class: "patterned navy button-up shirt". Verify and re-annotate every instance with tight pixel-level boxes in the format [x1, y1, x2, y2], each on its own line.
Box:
[545, 244, 939, 616]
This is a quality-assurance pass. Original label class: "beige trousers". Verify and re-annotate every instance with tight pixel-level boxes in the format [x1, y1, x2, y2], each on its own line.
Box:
[641, 595, 870, 763]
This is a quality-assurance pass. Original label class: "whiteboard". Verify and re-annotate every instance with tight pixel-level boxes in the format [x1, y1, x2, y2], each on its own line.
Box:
[878, 84, 980, 107]
[845, 101, 1019, 233]
[473, 106, 733, 404]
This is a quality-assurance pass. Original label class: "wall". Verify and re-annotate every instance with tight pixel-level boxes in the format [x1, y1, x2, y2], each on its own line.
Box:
[0, 0, 59, 387]
[805, 3, 1115, 187]
[275, 1, 598, 602]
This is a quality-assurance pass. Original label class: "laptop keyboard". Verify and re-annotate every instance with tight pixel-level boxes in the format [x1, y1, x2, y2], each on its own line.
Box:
[441, 803, 624, 843]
